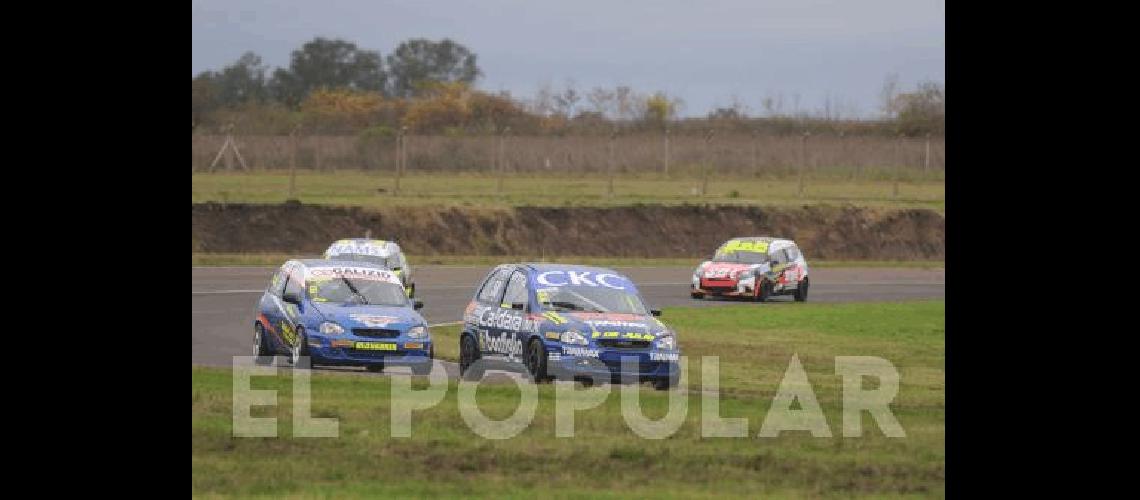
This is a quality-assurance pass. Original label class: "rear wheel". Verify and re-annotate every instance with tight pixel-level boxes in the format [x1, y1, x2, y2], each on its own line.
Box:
[366, 363, 385, 373]
[525, 339, 550, 383]
[690, 289, 704, 299]
[459, 334, 484, 380]
[253, 323, 273, 365]
[794, 278, 810, 302]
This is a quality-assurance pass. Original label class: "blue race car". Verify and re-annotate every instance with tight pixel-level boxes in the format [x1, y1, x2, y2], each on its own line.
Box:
[253, 259, 433, 375]
[459, 264, 681, 390]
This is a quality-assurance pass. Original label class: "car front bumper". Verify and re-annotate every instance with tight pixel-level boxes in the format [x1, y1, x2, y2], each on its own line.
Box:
[546, 346, 680, 381]
[306, 337, 433, 366]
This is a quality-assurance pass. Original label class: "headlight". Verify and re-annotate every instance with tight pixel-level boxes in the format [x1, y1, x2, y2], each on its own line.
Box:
[560, 330, 588, 345]
[655, 335, 676, 350]
[407, 326, 428, 339]
[320, 322, 345, 335]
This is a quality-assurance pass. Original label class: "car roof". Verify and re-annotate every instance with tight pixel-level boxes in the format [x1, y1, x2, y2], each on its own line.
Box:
[328, 238, 398, 248]
[292, 259, 389, 269]
[726, 236, 782, 242]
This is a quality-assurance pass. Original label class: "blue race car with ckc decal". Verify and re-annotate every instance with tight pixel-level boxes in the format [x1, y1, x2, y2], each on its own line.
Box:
[253, 259, 433, 375]
[459, 263, 681, 390]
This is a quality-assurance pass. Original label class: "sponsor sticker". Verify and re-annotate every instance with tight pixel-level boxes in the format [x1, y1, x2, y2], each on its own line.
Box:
[563, 347, 601, 358]
[349, 314, 400, 327]
[307, 266, 401, 285]
[650, 352, 679, 362]
[354, 342, 397, 351]
[534, 270, 632, 290]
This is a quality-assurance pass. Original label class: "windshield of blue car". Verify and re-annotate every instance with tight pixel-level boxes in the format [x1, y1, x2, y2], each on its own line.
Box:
[308, 278, 407, 306]
[328, 253, 400, 269]
[537, 286, 648, 315]
[713, 251, 769, 264]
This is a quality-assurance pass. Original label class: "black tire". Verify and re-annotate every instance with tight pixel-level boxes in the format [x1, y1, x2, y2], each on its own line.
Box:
[653, 375, 676, 390]
[459, 334, 484, 381]
[411, 345, 434, 376]
[287, 326, 309, 365]
[525, 338, 550, 383]
[253, 323, 273, 365]
[794, 277, 809, 302]
[690, 290, 704, 299]
[366, 363, 385, 373]
[755, 280, 773, 303]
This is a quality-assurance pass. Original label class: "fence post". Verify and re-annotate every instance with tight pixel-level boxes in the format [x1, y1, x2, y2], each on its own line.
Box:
[702, 129, 714, 196]
[663, 127, 670, 178]
[394, 127, 405, 196]
[893, 133, 902, 198]
[924, 132, 931, 175]
[288, 125, 300, 200]
[751, 129, 759, 178]
[799, 131, 809, 197]
[611, 126, 620, 198]
[497, 126, 510, 194]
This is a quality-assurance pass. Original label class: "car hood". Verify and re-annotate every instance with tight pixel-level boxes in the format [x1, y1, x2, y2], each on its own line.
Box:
[700, 261, 766, 278]
[311, 302, 425, 330]
[558, 312, 671, 340]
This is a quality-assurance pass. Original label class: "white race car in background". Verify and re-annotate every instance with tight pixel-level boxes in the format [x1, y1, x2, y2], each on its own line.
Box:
[690, 237, 810, 302]
[323, 239, 417, 298]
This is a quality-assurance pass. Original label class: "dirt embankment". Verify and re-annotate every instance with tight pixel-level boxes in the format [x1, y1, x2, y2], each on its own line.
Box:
[192, 202, 944, 260]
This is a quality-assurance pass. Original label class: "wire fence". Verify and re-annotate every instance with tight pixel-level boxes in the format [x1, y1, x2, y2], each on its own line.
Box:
[192, 130, 945, 182]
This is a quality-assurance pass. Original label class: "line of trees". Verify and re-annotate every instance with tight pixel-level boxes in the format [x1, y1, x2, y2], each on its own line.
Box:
[193, 37, 943, 137]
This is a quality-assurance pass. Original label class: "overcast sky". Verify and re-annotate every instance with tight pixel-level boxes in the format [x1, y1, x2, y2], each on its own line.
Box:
[192, 0, 944, 118]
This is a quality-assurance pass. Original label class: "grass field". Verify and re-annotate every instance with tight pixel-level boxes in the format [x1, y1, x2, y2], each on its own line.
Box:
[192, 171, 945, 211]
[193, 301, 945, 497]
[191, 252, 945, 269]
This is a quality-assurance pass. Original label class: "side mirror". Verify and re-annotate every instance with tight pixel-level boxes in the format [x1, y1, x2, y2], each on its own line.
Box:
[511, 302, 526, 310]
[413, 300, 424, 310]
[283, 292, 302, 305]
[651, 309, 662, 317]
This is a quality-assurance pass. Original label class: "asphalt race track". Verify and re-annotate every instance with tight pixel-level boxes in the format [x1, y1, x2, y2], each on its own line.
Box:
[192, 265, 943, 372]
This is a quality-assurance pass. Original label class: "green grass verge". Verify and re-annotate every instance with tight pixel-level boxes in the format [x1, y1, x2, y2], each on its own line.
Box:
[192, 252, 945, 269]
[193, 301, 944, 497]
[192, 171, 945, 211]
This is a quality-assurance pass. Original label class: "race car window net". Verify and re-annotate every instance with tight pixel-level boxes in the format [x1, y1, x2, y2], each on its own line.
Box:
[477, 269, 510, 303]
[501, 271, 529, 307]
[309, 279, 407, 306]
[713, 250, 769, 264]
[539, 286, 648, 315]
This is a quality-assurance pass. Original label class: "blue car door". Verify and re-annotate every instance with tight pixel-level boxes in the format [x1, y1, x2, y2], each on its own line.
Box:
[258, 264, 290, 352]
[497, 270, 532, 366]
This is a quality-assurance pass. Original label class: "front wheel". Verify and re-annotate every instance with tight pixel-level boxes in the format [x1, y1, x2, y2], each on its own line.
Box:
[288, 326, 309, 366]
[690, 290, 704, 299]
[459, 334, 484, 381]
[653, 374, 678, 391]
[794, 278, 810, 302]
[366, 363, 384, 373]
[754, 279, 773, 302]
[411, 345, 434, 376]
[525, 339, 550, 383]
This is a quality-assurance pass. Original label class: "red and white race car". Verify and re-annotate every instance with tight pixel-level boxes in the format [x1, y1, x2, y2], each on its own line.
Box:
[690, 237, 810, 302]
